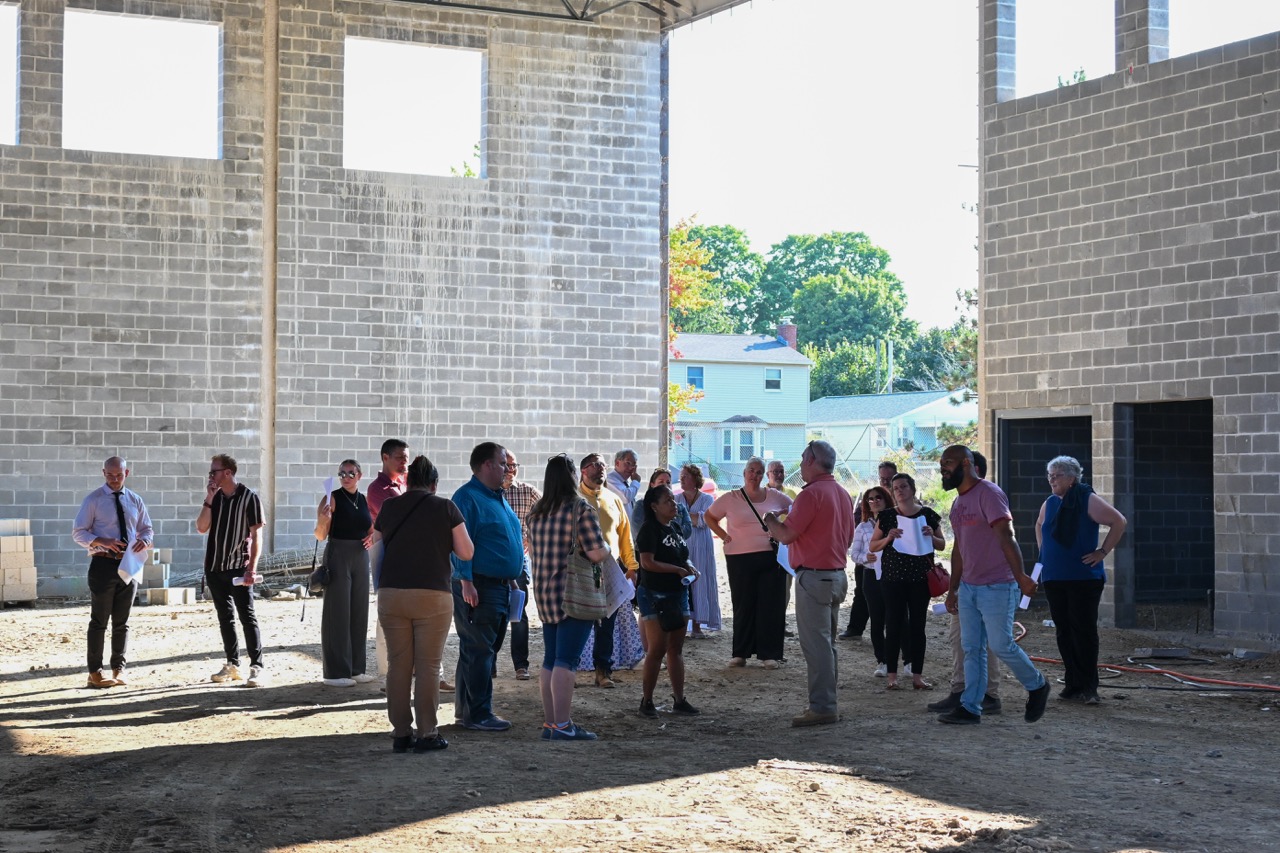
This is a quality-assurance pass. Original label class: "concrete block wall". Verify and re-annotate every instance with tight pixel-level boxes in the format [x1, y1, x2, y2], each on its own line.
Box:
[0, 1, 663, 590]
[979, 0, 1280, 643]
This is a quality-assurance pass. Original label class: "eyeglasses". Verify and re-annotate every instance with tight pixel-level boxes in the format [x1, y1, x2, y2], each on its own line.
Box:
[208, 469, 226, 476]
[338, 471, 359, 479]
[505, 463, 520, 470]
[867, 495, 885, 502]
[1047, 472, 1069, 482]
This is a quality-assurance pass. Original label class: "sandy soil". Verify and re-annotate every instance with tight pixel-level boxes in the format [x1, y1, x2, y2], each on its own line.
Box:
[0, 582, 1277, 853]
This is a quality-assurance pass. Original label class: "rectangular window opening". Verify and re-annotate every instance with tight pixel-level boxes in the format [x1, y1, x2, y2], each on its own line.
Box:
[686, 365, 704, 390]
[62, 10, 222, 159]
[343, 37, 484, 177]
[1014, 0, 1112, 98]
[738, 429, 755, 461]
[722, 429, 732, 463]
[0, 4, 16, 146]
[764, 368, 781, 391]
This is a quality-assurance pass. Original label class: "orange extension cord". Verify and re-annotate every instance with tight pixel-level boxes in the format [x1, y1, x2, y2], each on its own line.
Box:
[1012, 621, 1280, 693]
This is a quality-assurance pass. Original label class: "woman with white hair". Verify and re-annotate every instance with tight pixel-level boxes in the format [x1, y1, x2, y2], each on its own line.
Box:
[1034, 455, 1127, 705]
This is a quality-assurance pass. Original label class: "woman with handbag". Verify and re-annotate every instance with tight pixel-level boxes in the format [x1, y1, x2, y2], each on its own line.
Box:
[851, 486, 897, 677]
[705, 456, 792, 669]
[313, 459, 375, 688]
[373, 456, 474, 754]
[636, 484, 701, 719]
[869, 472, 944, 691]
[527, 454, 610, 741]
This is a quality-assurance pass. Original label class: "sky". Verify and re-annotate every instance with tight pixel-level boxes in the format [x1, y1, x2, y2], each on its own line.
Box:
[668, 0, 1280, 330]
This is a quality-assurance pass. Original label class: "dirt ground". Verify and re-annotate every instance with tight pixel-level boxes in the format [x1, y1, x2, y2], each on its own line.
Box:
[1, 580, 1277, 853]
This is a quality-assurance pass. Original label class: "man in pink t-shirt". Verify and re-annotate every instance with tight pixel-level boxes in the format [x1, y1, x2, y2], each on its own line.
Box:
[765, 440, 854, 727]
[938, 445, 1048, 726]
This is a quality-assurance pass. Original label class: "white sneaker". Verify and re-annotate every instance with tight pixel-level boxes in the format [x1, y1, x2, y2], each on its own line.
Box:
[873, 663, 888, 677]
[352, 673, 377, 684]
[245, 666, 267, 688]
[211, 663, 241, 683]
[903, 663, 913, 677]
[323, 677, 356, 687]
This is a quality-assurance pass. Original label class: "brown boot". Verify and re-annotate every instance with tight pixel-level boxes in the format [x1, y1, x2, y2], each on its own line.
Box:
[87, 670, 118, 689]
[594, 668, 615, 689]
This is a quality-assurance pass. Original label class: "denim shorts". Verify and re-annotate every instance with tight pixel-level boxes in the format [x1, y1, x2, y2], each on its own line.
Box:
[636, 586, 691, 621]
[541, 617, 593, 670]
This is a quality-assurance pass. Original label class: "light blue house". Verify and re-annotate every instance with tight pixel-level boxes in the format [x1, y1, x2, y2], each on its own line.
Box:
[669, 324, 812, 487]
[808, 389, 978, 478]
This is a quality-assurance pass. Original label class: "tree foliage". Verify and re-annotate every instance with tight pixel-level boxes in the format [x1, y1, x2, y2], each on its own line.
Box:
[754, 231, 894, 334]
[790, 270, 914, 351]
[687, 224, 763, 333]
[803, 341, 879, 401]
[667, 219, 710, 423]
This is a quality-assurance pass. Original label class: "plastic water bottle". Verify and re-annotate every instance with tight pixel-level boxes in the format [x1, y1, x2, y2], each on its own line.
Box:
[681, 573, 696, 586]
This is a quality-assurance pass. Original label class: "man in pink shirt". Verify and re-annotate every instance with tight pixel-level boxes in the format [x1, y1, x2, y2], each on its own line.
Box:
[938, 445, 1048, 725]
[765, 440, 855, 727]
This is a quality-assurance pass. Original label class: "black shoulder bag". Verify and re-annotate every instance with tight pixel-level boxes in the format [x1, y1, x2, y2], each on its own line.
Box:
[739, 488, 780, 560]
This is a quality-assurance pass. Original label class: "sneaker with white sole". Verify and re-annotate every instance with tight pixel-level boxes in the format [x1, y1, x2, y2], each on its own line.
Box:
[211, 663, 241, 683]
[245, 666, 267, 688]
[903, 663, 913, 677]
[873, 663, 888, 677]
[323, 677, 356, 687]
[352, 673, 377, 684]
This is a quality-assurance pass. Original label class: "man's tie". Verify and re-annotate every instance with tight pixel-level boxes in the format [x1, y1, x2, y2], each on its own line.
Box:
[113, 490, 130, 550]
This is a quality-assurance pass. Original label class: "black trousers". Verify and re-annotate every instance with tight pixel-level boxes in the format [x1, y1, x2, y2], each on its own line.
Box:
[881, 577, 930, 675]
[87, 557, 136, 673]
[859, 566, 889, 665]
[1043, 578, 1105, 693]
[493, 567, 530, 672]
[206, 570, 264, 668]
[843, 563, 870, 636]
[726, 550, 787, 661]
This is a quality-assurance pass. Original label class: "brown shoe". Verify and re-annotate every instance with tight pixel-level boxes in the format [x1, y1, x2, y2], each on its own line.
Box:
[594, 668, 615, 689]
[86, 670, 118, 689]
[439, 679, 455, 693]
[111, 669, 128, 686]
[791, 709, 840, 728]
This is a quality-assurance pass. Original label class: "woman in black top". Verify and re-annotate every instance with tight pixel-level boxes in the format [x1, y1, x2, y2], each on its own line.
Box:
[636, 485, 701, 719]
[869, 472, 945, 691]
[314, 459, 374, 687]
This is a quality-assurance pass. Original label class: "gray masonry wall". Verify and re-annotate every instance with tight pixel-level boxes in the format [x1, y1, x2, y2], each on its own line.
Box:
[979, 0, 1280, 643]
[0, 0, 662, 593]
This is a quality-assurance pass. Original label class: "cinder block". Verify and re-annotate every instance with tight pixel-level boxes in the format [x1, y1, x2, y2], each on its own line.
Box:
[156, 548, 174, 564]
[19, 565, 37, 585]
[0, 552, 35, 571]
[38, 576, 89, 598]
[0, 519, 31, 536]
[2, 569, 19, 586]
[3, 582, 36, 602]
[0, 536, 33, 553]
[142, 563, 169, 589]
[139, 587, 195, 606]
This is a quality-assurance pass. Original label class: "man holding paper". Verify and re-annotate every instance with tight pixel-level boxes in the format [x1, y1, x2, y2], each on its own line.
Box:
[73, 456, 153, 688]
[937, 446, 1048, 725]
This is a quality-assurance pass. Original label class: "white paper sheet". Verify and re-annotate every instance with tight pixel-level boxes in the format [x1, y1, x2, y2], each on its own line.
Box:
[776, 543, 796, 577]
[870, 551, 883, 580]
[893, 515, 933, 557]
[601, 554, 635, 618]
[118, 545, 147, 584]
[1019, 562, 1044, 609]
[323, 476, 335, 509]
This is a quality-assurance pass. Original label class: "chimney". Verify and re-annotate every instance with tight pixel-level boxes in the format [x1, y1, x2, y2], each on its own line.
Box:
[777, 322, 798, 350]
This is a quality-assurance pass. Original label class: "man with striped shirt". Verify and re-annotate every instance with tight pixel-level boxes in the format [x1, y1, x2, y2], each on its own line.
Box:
[196, 453, 267, 687]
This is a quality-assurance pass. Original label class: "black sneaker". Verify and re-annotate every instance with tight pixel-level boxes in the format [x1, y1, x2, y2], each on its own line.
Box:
[927, 692, 962, 713]
[1082, 691, 1100, 705]
[392, 735, 413, 753]
[672, 697, 700, 716]
[639, 698, 658, 718]
[938, 706, 981, 725]
[1025, 682, 1050, 723]
[1058, 687, 1082, 701]
[982, 694, 1003, 715]
[414, 734, 448, 753]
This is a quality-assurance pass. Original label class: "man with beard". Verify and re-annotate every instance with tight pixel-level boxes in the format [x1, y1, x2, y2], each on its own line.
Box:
[936, 445, 1048, 725]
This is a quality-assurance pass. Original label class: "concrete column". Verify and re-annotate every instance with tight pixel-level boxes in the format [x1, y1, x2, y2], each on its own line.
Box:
[1115, 0, 1169, 73]
[980, 0, 1016, 107]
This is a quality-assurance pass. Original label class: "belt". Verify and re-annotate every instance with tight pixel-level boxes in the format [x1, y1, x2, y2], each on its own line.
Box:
[90, 552, 123, 562]
[796, 566, 845, 572]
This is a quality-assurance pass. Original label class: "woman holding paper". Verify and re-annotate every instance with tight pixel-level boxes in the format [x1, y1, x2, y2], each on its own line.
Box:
[314, 459, 374, 688]
[870, 473, 944, 690]
[851, 486, 894, 677]
[1035, 456, 1126, 705]
[705, 456, 792, 669]
[527, 454, 610, 741]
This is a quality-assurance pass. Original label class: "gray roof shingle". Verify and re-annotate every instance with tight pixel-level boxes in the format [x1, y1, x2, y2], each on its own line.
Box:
[672, 334, 813, 365]
[809, 390, 968, 424]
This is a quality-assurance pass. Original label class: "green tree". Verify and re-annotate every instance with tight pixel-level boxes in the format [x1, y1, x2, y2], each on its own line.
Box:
[668, 223, 737, 334]
[790, 270, 915, 351]
[754, 231, 894, 333]
[687, 224, 764, 332]
[803, 341, 880, 401]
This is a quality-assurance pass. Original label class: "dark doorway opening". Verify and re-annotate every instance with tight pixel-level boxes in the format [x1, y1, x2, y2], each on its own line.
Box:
[1129, 400, 1214, 623]
[997, 416, 1092, 572]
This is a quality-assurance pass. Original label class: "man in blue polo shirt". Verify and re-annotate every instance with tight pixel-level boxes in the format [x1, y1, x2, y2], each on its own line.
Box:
[451, 442, 525, 732]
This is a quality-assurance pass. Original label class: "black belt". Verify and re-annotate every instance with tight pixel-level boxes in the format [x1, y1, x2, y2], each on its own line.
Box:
[796, 566, 844, 572]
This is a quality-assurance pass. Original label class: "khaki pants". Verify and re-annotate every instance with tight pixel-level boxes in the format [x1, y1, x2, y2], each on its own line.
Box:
[378, 588, 453, 739]
[949, 612, 1001, 697]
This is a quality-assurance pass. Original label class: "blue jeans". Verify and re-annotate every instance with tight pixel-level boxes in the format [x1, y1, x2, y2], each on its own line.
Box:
[452, 576, 510, 725]
[958, 581, 1045, 715]
[542, 618, 593, 670]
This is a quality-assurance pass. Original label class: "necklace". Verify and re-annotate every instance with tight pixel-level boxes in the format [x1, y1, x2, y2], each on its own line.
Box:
[341, 490, 361, 509]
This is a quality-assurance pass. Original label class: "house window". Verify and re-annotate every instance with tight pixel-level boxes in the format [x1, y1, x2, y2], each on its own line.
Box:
[62, 10, 222, 158]
[764, 368, 781, 391]
[344, 38, 484, 176]
[739, 429, 755, 461]
[686, 365, 704, 390]
[873, 426, 888, 449]
[722, 429, 732, 462]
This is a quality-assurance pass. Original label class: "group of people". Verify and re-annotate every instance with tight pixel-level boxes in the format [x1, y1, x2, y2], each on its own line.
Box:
[71, 437, 1126, 746]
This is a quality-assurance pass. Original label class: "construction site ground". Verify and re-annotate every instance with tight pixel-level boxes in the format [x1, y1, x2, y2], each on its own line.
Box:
[0, 584, 1277, 853]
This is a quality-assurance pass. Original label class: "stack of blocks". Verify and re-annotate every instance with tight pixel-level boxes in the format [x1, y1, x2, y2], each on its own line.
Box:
[0, 519, 39, 603]
[138, 548, 196, 605]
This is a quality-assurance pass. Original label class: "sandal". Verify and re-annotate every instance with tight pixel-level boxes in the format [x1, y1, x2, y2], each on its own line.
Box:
[913, 680, 934, 691]
[885, 681, 901, 691]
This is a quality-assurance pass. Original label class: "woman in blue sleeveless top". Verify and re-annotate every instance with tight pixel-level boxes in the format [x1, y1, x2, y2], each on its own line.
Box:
[1034, 456, 1127, 704]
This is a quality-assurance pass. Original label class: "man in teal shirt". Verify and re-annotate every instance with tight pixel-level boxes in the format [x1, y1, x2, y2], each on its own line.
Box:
[451, 442, 525, 732]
